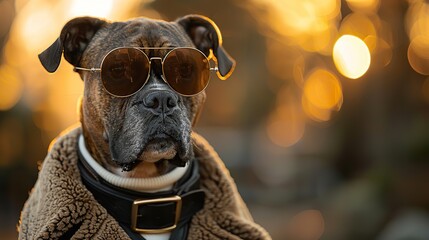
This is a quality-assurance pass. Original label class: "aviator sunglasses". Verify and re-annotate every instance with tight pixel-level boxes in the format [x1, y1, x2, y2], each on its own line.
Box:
[74, 47, 218, 97]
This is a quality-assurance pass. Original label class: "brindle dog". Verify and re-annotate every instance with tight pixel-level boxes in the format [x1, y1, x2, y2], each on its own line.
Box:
[39, 15, 235, 178]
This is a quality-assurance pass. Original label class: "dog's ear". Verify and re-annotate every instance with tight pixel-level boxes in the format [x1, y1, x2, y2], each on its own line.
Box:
[39, 17, 107, 73]
[177, 15, 235, 80]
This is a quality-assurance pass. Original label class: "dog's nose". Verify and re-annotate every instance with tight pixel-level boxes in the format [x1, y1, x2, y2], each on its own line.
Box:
[143, 90, 179, 114]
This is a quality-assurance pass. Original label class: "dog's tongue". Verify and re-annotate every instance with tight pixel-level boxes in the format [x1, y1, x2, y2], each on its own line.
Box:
[140, 142, 177, 163]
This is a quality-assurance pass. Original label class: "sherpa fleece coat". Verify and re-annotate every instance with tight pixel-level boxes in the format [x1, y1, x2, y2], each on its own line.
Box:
[19, 126, 271, 240]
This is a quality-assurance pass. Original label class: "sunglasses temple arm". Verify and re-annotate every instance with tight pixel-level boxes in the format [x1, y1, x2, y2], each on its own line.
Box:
[73, 67, 101, 72]
[74, 66, 216, 72]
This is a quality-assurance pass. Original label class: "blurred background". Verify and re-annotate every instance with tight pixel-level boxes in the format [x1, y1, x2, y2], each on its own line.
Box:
[1, 0, 429, 239]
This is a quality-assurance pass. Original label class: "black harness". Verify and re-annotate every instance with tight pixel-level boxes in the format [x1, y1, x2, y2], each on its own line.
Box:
[77, 141, 205, 240]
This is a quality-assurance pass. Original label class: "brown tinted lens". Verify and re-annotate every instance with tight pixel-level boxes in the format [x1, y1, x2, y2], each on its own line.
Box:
[101, 48, 149, 96]
[163, 48, 210, 95]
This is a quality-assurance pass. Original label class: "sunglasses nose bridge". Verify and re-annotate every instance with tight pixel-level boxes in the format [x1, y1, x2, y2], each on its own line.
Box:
[148, 57, 163, 69]
[148, 56, 169, 84]
[148, 57, 163, 64]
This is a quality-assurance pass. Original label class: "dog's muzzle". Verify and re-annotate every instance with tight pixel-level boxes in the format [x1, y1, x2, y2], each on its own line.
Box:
[110, 88, 192, 171]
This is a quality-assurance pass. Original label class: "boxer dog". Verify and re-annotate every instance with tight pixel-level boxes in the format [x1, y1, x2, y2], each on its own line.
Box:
[19, 14, 271, 240]
[39, 15, 234, 177]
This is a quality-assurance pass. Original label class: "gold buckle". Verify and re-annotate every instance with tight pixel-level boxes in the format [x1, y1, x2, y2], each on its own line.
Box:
[131, 196, 182, 234]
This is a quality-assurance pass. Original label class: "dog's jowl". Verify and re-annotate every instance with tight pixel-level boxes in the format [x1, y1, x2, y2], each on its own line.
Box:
[18, 15, 271, 240]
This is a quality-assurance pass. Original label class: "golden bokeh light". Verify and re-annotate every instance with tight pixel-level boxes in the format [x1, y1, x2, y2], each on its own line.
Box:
[302, 95, 332, 122]
[333, 35, 371, 79]
[247, 0, 340, 48]
[16, 4, 60, 54]
[69, 0, 114, 18]
[13, 0, 144, 54]
[30, 70, 83, 132]
[0, 65, 23, 111]
[339, 13, 377, 41]
[346, 0, 380, 13]
[406, 1, 429, 41]
[293, 55, 306, 88]
[364, 35, 393, 67]
[2, 0, 147, 138]
[267, 88, 305, 148]
[342, 14, 393, 64]
[266, 111, 305, 148]
[409, 16, 429, 39]
[406, 0, 429, 76]
[248, 0, 347, 124]
[375, 38, 393, 67]
[304, 68, 343, 110]
[408, 36, 429, 75]
[408, 14, 429, 40]
[364, 35, 378, 53]
[273, 0, 339, 35]
[298, 24, 338, 54]
[47, 70, 84, 131]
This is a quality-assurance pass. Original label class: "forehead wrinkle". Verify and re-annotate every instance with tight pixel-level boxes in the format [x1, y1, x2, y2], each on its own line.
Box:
[81, 18, 195, 68]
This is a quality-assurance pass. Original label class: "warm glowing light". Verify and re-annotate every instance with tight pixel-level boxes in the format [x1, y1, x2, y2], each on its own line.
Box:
[333, 35, 371, 79]
[47, 70, 84, 130]
[304, 69, 343, 110]
[408, 36, 429, 75]
[317, 0, 340, 18]
[302, 96, 332, 122]
[69, 0, 114, 18]
[2, 0, 150, 145]
[247, 0, 340, 38]
[267, 111, 305, 148]
[298, 24, 338, 54]
[293, 56, 306, 88]
[364, 35, 377, 53]
[376, 38, 393, 67]
[339, 13, 377, 41]
[346, 0, 380, 13]
[267, 88, 305, 148]
[365, 36, 393, 67]
[406, 1, 429, 40]
[409, 14, 429, 40]
[0, 65, 23, 111]
[19, 7, 57, 53]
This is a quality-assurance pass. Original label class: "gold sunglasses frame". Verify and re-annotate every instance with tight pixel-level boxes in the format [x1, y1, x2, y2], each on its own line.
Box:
[74, 47, 218, 97]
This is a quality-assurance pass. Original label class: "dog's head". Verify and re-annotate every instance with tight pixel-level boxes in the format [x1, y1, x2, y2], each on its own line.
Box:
[39, 15, 235, 175]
